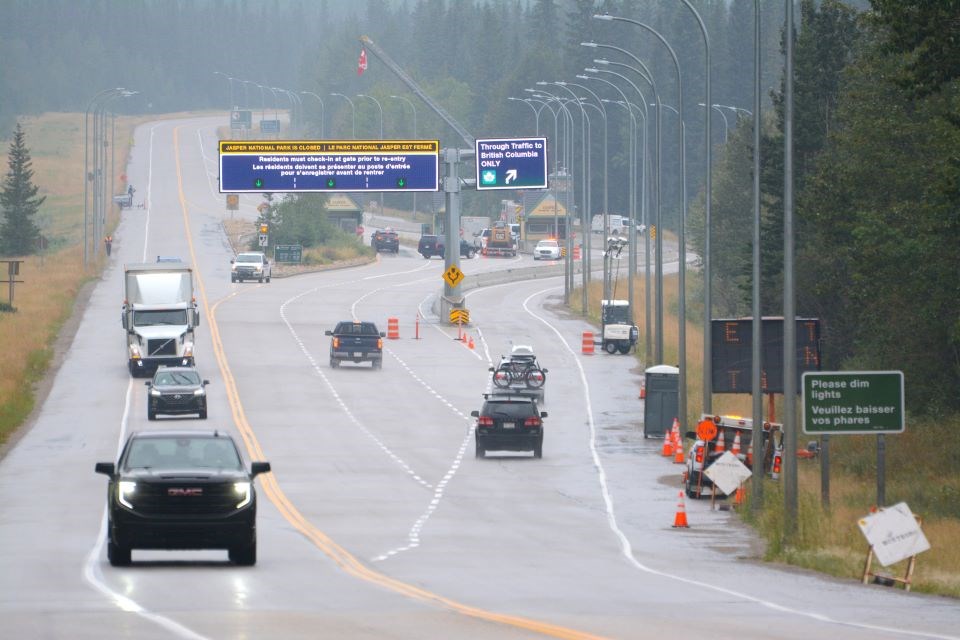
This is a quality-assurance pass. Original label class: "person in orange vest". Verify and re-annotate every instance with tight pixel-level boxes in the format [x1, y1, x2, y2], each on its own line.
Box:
[104, 235, 113, 256]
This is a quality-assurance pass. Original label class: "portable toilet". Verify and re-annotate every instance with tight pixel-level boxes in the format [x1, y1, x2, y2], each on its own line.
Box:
[643, 365, 679, 439]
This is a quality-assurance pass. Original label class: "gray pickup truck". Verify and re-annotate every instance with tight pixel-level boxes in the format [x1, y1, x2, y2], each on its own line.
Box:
[325, 321, 385, 369]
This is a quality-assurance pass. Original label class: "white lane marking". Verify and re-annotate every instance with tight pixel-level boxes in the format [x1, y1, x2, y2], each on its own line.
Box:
[141, 123, 159, 260]
[519, 285, 959, 640]
[371, 350, 474, 562]
[279, 285, 433, 490]
[83, 379, 209, 640]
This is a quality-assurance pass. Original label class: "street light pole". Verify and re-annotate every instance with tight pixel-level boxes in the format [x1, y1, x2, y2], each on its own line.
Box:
[330, 93, 356, 138]
[389, 95, 418, 218]
[213, 71, 234, 108]
[357, 94, 385, 215]
[698, 103, 729, 143]
[84, 87, 123, 267]
[596, 13, 687, 417]
[571, 78, 608, 306]
[750, 0, 765, 514]
[300, 91, 326, 138]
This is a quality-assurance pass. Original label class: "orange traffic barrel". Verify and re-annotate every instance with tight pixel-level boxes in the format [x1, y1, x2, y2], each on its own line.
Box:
[581, 331, 595, 354]
[573, 245, 581, 260]
[387, 317, 399, 339]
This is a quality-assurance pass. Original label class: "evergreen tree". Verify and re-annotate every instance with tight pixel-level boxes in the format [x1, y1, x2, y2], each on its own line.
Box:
[0, 122, 44, 256]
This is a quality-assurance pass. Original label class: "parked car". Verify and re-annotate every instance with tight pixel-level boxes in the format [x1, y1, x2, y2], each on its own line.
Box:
[418, 235, 477, 259]
[231, 251, 271, 283]
[145, 365, 209, 420]
[325, 320, 385, 368]
[371, 228, 399, 253]
[472, 394, 547, 458]
[475, 228, 491, 249]
[95, 429, 271, 566]
[533, 239, 561, 260]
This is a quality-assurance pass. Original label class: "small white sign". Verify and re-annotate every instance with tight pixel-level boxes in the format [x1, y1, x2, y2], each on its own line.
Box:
[858, 502, 930, 567]
[703, 451, 752, 495]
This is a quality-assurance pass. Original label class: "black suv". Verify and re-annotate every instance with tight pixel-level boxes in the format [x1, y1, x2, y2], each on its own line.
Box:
[146, 366, 209, 420]
[371, 228, 399, 253]
[471, 394, 547, 458]
[418, 235, 477, 259]
[95, 430, 271, 566]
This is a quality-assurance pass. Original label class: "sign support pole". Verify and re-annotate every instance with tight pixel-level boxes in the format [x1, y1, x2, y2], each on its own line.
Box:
[877, 434, 886, 507]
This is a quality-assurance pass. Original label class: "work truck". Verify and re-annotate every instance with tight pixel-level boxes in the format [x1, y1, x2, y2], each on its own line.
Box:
[122, 263, 200, 376]
[483, 224, 517, 257]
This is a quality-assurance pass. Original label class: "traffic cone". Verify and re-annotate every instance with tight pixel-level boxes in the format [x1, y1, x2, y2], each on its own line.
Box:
[672, 491, 689, 528]
[661, 429, 674, 457]
[673, 425, 685, 464]
[731, 431, 742, 457]
[734, 485, 745, 507]
[715, 430, 726, 454]
[746, 441, 754, 467]
[468, 336, 475, 350]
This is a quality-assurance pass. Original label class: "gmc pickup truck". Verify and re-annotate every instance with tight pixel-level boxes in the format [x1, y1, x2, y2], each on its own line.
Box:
[325, 321, 385, 369]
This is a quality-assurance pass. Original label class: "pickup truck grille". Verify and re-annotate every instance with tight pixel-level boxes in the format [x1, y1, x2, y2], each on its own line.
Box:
[148, 338, 177, 356]
[132, 481, 237, 516]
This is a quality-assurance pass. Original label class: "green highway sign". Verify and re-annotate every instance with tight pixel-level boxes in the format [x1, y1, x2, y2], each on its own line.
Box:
[274, 244, 302, 264]
[803, 371, 904, 434]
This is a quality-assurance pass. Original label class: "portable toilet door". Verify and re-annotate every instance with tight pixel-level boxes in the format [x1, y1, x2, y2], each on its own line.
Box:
[642, 365, 679, 439]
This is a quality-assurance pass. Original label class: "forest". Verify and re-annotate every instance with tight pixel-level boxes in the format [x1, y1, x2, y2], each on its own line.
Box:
[1, 0, 956, 414]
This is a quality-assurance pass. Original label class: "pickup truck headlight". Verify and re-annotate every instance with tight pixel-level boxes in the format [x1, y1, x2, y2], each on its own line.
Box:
[193, 388, 205, 396]
[118, 480, 137, 509]
[129, 344, 141, 359]
[234, 482, 251, 509]
[182, 342, 194, 358]
[150, 388, 161, 397]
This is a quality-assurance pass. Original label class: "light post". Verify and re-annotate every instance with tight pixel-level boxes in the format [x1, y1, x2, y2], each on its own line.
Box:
[330, 93, 356, 138]
[94, 90, 133, 256]
[581, 71, 638, 313]
[545, 83, 592, 311]
[568, 78, 609, 305]
[698, 103, 729, 143]
[240, 79, 256, 109]
[84, 87, 124, 267]
[357, 94, 385, 215]
[507, 97, 542, 134]
[676, 0, 715, 415]
[268, 86, 281, 122]
[388, 95, 418, 218]
[589, 52, 658, 364]
[524, 90, 563, 240]
[213, 71, 235, 108]
[751, 0, 764, 513]
[595, 13, 686, 418]
[300, 91, 325, 138]
[256, 84, 268, 125]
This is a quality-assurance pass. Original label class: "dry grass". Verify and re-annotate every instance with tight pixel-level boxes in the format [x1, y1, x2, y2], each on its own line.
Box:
[0, 112, 146, 444]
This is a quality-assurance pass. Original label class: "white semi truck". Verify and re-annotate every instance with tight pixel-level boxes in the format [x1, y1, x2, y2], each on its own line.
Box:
[122, 263, 200, 376]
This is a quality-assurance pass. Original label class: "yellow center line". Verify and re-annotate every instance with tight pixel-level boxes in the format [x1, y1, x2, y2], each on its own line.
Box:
[173, 125, 606, 640]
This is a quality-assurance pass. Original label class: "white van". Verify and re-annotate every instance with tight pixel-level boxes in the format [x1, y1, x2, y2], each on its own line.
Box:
[591, 214, 630, 235]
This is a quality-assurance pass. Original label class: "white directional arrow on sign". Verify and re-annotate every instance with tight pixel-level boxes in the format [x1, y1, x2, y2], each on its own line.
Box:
[505, 169, 518, 184]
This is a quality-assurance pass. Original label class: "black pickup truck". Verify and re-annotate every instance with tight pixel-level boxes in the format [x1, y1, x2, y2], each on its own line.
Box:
[325, 321, 385, 369]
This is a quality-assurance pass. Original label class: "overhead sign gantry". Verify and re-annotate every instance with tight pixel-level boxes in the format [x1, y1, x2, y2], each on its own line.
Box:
[219, 140, 439, 193]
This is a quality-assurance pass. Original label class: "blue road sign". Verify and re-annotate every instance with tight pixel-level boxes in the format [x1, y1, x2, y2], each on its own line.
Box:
[260, 119, 281, 133]
[475, 137, 548, 190]
[219, 140, 440, 193]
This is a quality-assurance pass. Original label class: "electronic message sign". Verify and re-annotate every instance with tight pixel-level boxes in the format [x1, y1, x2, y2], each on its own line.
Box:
[711, 317, 821, 394]
[219, 140, 440, 193]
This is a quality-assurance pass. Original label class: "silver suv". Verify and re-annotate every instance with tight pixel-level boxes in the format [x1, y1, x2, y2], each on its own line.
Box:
[231, 251, 272, 283]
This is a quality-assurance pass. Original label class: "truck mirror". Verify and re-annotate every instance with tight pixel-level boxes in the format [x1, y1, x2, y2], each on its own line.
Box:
[145, 381, 151, 387]
[324, 330, 333, 336]
[379, 332, 386, 337]
[203, 380, 210, 385]
[470, 410, 479, 417]
[95, 462, 115, 476]
[540, 411, 548, 418]
[251, 461, 271, 477]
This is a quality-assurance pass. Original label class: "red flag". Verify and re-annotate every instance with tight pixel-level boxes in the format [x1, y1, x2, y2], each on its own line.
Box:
[358, 48, 368, 76]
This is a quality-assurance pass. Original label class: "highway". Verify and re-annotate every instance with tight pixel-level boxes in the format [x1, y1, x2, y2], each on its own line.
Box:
[0, 115, 957, 639]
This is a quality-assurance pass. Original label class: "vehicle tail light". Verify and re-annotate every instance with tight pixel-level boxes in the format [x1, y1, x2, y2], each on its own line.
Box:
[772, 451, 783, 477]
[523, 416, 541, 428]
[695, 445, 704, 464]
[332, 337, 340, 348]
[528, 371, 544, 384]
[377, 338, 383, 349]
[477, 416, 494, 426]
[494, 371, 509, 383]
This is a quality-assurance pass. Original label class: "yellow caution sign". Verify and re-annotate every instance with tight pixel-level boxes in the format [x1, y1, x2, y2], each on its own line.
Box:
[443, 265, 464, 287]
[650, 225, 656, 240]
[450, 308, 470, 324]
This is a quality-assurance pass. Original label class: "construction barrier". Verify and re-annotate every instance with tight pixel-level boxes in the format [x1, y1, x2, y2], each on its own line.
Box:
[573, 245, 581, 260]
[581, 331, 595, 354]
[387, 317, 399, 339]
